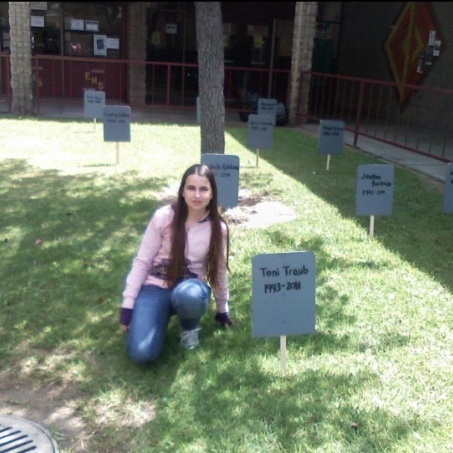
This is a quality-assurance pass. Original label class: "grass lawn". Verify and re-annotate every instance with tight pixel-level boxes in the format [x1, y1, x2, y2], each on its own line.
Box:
[1, 116, 453, 452]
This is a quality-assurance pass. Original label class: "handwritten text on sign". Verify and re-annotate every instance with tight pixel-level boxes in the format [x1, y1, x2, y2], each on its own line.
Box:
[356, 164, 394, 216]
[200, 154, 240, 208]
[443, 162, 453, 213]
[84, 90, 105, 119]
[103, 105, 131, 142]
[258, 98, 277, 125]
[318, 120, 344, 155]
[247, 114, 274, 150]
[252, 251, 316, 337]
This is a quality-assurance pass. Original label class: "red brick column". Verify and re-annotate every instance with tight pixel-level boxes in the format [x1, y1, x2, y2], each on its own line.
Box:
[127, 2, 147, 106]
[9, 2, 33, 115]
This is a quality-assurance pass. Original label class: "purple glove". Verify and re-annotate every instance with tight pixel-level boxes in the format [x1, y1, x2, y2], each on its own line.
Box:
[215, 312, 233, 328]
[120, 308, 133, 327]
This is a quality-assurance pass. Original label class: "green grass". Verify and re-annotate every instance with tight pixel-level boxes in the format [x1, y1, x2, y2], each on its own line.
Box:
[1, 116, 453, 452]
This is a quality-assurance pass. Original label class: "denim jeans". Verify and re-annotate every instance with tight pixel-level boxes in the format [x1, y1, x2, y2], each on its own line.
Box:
[127, 278, 211, 363]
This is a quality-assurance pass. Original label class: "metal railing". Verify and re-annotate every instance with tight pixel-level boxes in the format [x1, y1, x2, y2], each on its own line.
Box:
[0, 53, 290, 118]
[2, 53, 453, 162]
[298, 71, 453, 162]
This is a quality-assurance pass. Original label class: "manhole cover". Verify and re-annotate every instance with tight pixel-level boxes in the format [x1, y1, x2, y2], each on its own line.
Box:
[0, 415, 59, 452]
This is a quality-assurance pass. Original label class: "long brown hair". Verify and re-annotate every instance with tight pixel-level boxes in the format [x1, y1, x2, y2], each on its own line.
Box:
[166, 164, 229, 288]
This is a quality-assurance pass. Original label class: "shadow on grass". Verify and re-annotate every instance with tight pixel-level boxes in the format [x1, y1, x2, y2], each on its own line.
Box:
[228, 126, 453, 294]
[1, 161, 183, 384]
[0, 130, 448, 451]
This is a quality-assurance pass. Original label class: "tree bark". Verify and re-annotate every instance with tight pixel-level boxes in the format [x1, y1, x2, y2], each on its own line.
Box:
[195, 2, 225, 154]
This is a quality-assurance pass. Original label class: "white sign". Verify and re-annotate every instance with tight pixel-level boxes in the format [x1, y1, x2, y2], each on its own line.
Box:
[70, 19, 84, 31]
[85, 20, 99, 32]
[30, 16, 45, 27]
[165, 24, 177, 34]
[106, 38, 120, 50]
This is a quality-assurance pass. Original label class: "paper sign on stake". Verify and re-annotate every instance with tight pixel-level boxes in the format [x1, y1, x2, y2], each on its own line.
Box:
[356, 164, 394, 237]
[103, 105, 131, 164]
[318, 120, 345, 170]
[201, 154, 240, 209]
[252, 251, 316, 372]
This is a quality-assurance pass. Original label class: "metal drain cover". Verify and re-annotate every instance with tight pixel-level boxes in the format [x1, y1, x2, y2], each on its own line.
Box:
[0, 415, 59, 452]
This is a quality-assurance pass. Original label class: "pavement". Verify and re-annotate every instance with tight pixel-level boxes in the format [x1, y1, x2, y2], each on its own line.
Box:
[298, 123, 450, 184]
[5, 100, 450, 184]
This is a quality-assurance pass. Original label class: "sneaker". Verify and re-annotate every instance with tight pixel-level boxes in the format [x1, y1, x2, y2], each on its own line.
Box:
[180, 328, 200, 350]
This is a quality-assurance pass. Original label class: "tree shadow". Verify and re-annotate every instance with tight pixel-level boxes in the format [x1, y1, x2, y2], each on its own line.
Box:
[227, 126, 453, 294]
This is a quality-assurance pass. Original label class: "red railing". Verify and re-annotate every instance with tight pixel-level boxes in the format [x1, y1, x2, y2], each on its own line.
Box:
[0, 51, 11, 112]
[2, 53, 452, 161]
[299, 71, 453, 162]
[0, 53, 290, 117]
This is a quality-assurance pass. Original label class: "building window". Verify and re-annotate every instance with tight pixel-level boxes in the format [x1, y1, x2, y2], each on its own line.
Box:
[30, 2, 124, 58]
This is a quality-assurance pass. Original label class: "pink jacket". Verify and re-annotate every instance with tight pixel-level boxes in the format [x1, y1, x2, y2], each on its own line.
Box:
[122, 205, 229, 313]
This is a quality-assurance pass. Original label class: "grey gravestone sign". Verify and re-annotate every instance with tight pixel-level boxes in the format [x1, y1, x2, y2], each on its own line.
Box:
[247, 114, 274, 150]
[103, 105, 131, 142]
[443, 162, 453, 213]
[201, 154, 240, 208]
[318, 120, 344, 155]
[84, 90, 105, 119]
[252, 251, 316, 338]
[258, 98, 277, 126]
[356, 164, 394, 215]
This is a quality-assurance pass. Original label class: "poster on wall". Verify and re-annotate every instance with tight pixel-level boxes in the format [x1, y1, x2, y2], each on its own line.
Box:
[94, 34, 107, 56]
[30, 16, 45, 27]
[70, 19, 84, 31]
[85, 20, 99, 32]
[106, 38, 120, 50]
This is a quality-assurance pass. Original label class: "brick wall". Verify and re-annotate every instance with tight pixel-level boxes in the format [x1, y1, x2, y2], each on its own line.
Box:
[9, 2, 33, 115]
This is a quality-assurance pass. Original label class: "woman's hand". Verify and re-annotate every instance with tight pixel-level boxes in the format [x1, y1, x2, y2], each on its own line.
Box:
[120, 324, 129, 333]
[215, 312, 233, 328]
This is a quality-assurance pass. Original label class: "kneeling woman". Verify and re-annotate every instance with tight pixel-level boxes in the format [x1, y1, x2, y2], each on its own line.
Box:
[119, 164, 233, 363]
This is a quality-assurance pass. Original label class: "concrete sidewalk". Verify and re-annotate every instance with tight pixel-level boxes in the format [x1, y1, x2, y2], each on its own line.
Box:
[298, 123, 450, 184]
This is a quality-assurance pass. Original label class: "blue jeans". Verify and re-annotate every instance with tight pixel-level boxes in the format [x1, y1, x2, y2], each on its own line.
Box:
[127, 278, 211, 363]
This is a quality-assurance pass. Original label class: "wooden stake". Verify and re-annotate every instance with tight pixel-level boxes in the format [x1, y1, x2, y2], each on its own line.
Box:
[280, 335, 287, 374]
[369, 215, 375, 238]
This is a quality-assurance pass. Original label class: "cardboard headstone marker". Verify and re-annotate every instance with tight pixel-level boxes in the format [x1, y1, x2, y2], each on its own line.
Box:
[318, 120, 345, 171]
[103, 105, 131, 142]
[442, 162, 453, 213]
[103, 105, 131, 165]
[258, 98, 277, 126]
[356, 164, 394, 216]
[318, 120, 345, 155]
[84, 90, 105, 120]
[201, 154, 240, 208]
[252, 251, 316, 338]
[247, 114, 274, 150]
[247, 114, 274, 167]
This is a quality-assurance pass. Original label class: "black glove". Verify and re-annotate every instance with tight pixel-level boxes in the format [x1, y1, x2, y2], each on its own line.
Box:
[215, 312, 233, 328]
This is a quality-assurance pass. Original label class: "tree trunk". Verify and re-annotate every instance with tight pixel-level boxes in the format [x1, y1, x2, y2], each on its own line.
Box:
[195, 2, 225, 154]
